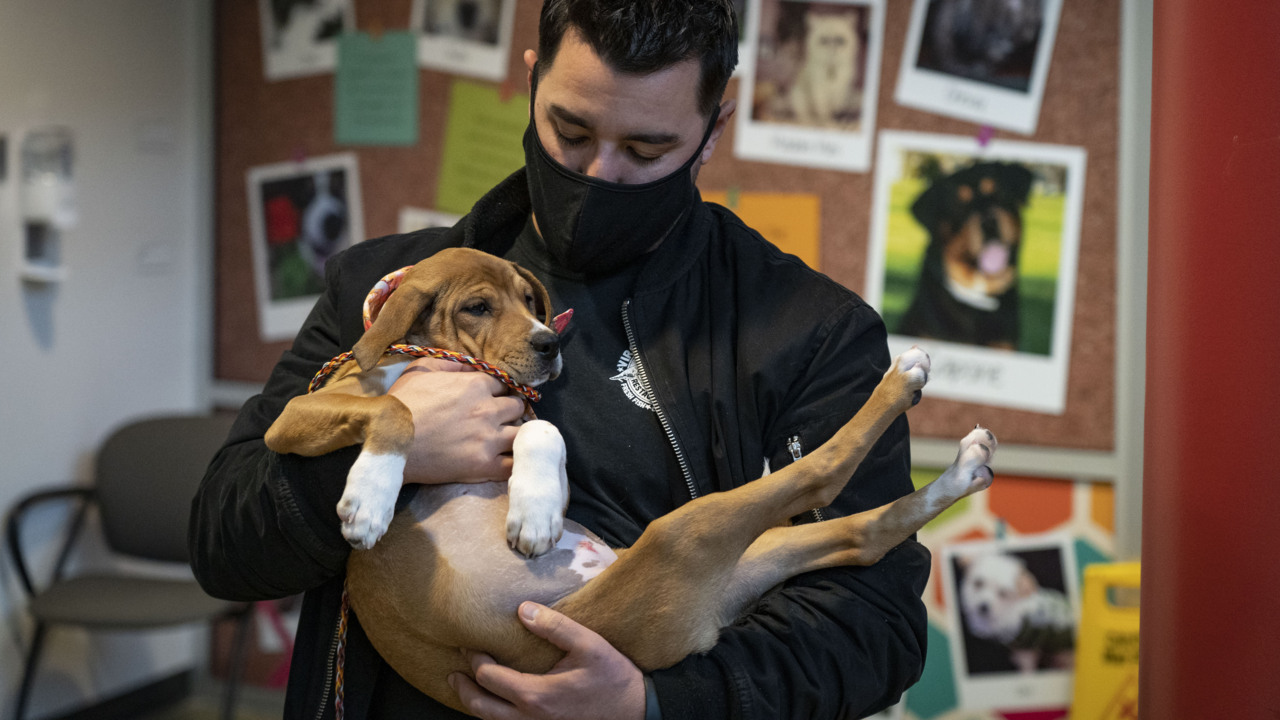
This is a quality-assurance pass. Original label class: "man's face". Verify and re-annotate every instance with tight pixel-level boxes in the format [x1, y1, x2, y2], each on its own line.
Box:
[524, 30, 733, 186]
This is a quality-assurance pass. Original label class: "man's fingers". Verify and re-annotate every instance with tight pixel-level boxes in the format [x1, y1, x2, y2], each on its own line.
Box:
[518, 602, 595, 654]
[449, 669, 517, 720]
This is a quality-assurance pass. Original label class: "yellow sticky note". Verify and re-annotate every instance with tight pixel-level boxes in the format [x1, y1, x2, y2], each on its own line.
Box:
[436, 80, 529, 215]
[702, 191, 821, 269]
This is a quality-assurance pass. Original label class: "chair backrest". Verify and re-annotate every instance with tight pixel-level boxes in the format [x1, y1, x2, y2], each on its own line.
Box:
[94, 414, 236, 563]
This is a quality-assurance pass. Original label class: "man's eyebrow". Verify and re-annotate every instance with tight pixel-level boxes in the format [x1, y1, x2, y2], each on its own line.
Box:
[548, 103, 681, 146]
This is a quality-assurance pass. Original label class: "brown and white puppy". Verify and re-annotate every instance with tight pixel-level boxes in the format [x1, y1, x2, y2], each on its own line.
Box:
[265, 247, 563, 551]
[267, 246, 999, 713]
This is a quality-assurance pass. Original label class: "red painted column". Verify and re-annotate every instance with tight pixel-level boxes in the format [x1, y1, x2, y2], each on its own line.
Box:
[1142, 1, 1280, 718]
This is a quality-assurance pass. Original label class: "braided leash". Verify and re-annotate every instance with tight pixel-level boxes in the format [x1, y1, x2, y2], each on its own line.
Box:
[308, 344, 542, 402]
[336, 586, 349, 720]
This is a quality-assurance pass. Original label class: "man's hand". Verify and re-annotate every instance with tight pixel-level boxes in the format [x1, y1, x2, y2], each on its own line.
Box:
[449, 602, 646, 720]
[388, 357, 527, 484]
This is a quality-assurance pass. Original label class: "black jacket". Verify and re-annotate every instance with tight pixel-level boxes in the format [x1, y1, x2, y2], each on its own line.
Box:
[190, 169, 930, 719]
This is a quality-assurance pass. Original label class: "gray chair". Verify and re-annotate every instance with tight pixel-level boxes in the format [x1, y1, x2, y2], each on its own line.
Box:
[6, 414, 254, 720]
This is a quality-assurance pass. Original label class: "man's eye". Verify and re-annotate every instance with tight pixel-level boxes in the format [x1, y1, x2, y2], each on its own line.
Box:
[463, 301, 490, 316]
[628, 147, 663, 164]
[557, 132, 588, 147]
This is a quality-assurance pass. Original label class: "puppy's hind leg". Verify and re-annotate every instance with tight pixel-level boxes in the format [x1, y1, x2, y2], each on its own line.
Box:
[722, 426, 997, 620]
[552, 349, 933, 670]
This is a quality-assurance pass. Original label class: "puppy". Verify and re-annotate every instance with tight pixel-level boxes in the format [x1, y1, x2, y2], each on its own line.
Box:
[267, 247, 999, 712]
[896, 161, 1033, 350]
[958, 551, 1075, 672]
[265, 247, 563, 553]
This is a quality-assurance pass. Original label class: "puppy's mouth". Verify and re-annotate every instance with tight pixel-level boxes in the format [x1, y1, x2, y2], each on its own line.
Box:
[501, 357, 561, 388]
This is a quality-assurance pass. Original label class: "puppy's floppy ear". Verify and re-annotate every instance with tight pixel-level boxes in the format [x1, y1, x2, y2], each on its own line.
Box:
[512, 262, 553, 327]
[352, 270, 440, 371]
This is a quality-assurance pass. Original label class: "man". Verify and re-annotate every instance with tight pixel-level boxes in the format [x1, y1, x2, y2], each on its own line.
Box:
[190, 1, 930, 718]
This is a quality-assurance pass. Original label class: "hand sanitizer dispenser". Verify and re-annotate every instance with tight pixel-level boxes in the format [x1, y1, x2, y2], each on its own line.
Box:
[21, 126, 76, 282]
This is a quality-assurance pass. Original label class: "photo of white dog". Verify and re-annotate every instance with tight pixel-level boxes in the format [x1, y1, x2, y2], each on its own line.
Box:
[955, 549, 1075, 674]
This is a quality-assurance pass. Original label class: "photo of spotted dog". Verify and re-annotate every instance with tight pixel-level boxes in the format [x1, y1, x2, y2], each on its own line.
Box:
[895, 161, 1033, 350]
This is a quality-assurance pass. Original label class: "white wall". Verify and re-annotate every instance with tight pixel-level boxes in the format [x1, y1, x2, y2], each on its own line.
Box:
[0, 0, 214, 717]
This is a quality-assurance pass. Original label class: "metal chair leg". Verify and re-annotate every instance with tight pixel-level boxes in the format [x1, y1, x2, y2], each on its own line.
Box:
[14, 622, 48, 720]
[219, 605, 254, 720]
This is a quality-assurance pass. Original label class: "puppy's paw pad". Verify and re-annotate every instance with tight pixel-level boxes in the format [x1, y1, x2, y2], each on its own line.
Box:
[952, 425, 997, 495]
[883, 346, 931, 407]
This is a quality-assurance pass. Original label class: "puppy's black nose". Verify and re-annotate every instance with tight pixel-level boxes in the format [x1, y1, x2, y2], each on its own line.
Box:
[531, 330, 559, 359]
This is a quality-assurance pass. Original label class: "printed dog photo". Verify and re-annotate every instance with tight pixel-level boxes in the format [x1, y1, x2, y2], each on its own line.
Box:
[248, 153, 363, 341]
[950, 544, 1076, 675]
[750, 1, 870, 130]
[256, 168, 352, 300]
[879, 150, 1070, 356]
[914, 0, 1044, 92]
[421, 0, 503, 45]
[259, 0, 352, 79]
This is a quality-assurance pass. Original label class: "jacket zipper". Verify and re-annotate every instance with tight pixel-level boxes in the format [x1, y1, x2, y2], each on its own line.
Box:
[621, 299, 699, 501]
[313, 615, 342, 720]
[788, 434, 826, 523]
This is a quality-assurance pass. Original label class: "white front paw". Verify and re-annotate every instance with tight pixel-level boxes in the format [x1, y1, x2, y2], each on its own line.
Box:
[506, 420, 567, 557]
[337, 452, 405, 550]
[506, 478, 564, 557]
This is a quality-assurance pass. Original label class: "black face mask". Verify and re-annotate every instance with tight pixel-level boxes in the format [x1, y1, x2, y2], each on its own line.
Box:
[523, 70, 720, 276]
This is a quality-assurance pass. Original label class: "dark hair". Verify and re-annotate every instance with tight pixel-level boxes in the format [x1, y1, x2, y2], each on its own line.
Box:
[537, 0, 739, 117]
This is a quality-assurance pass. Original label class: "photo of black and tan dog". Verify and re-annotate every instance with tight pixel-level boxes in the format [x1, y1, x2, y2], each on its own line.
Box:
[895, 161, 1034, 350]
[264, 247, 999, 713]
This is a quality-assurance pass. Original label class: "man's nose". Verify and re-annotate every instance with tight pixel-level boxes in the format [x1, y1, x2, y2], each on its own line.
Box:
[581, 150, 624, 183]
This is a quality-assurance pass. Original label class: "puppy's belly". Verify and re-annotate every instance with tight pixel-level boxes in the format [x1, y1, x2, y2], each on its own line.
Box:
[412, 482, 617, 611]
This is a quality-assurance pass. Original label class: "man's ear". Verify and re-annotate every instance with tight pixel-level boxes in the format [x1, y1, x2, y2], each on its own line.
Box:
[700, 98, 738, 165]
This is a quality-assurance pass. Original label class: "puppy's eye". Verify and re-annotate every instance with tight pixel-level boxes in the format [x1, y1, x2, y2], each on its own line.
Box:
[463, 301, 490, 316]
[525, 293, 537, 312]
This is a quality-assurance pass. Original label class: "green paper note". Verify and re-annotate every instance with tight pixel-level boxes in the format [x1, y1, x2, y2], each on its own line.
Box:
[436, 79, 528, 215]
[335, 31, 418, 146]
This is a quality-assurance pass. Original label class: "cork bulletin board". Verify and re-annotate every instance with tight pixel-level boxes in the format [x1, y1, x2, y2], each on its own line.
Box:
[214, 0, 1119, 452]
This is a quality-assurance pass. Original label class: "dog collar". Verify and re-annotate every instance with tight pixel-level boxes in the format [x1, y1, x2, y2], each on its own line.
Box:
[308, 344, 542, 402]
